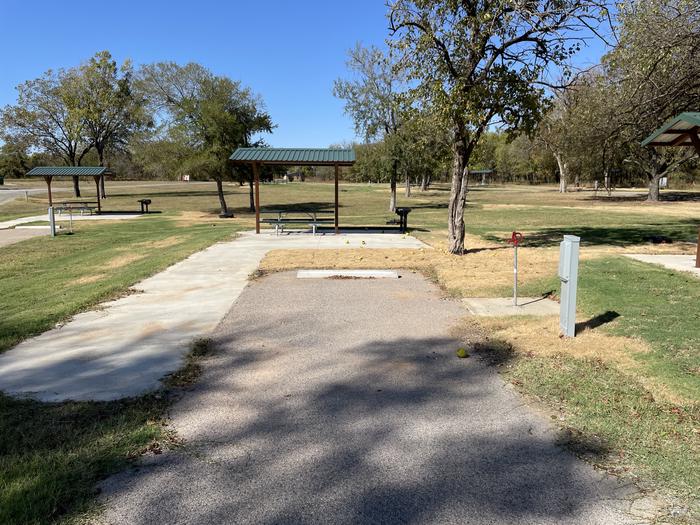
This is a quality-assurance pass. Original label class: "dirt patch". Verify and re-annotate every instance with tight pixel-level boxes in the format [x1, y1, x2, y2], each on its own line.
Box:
[73, 274, 106, 285]
[134, 236, 183, 250]
[106, 253, 146, 269]
[175, 211, 250, 228]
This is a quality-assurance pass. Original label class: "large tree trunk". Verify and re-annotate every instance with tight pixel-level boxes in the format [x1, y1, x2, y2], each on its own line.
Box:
[554, 153, 568, 193]
[447, 129, 469, 254]
[97, 148, 107, 198]
[72, 176, 81, 198]
[248, 175, 255, 211]
[647, 172, 662, 202]
[419, 173, 430, 191]
[389, 160, 397, 212]
[215, 178, 230, 216]
[404, 170, 411, 198]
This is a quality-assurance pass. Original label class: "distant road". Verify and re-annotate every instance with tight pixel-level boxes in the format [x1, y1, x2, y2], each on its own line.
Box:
[0, 187, 69, 206]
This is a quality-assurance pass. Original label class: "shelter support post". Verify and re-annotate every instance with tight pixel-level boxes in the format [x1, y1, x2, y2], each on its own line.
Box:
[253, 162, 261, 234]
[690, 132, 700, 156]
[44, 176, 53, 206]
[93, 176, 102, 214]
[334, 164, 339, 235]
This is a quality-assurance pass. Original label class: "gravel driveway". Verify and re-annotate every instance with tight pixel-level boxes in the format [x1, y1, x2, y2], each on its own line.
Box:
[97, 271, 643, 524]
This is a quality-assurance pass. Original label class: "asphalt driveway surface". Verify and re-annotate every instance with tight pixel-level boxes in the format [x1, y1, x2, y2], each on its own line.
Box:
[97, 271, 641, 524]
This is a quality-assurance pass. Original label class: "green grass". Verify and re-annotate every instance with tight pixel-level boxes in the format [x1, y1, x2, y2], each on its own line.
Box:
[506, 354, 699, 518]
[1, 180, 698, 523]
[0, 394, 170, 524]
[520, 256, 700, 401]
[0, 216, 241, 353]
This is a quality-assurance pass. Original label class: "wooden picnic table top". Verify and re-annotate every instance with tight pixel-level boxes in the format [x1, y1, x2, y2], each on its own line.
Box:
[56, 201, 99, 206]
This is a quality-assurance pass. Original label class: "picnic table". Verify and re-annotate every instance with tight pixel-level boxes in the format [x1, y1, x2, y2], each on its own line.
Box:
[55, 201, 100, 215]
[260, 209, 334, 235]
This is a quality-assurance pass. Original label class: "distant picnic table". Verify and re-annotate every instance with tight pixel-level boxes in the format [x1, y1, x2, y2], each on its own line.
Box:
[55, 201, 100, 215]
[260, 209, 334, 235]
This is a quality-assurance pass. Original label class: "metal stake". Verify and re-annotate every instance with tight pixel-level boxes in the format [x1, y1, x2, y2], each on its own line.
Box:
[513, 243, 518, 306]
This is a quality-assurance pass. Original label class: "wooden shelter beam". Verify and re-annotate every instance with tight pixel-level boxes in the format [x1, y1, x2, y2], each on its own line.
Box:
[92, 176, 102, 213]
[334, 164, 339, 235]
[690, 131, 700, 156]
[44, 176, 53, 206]
[253, 162, 261, 234]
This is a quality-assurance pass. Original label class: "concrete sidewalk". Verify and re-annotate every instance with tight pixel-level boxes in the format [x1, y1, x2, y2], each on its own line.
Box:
[0, 212, 142, 230]
[625, 254, 700, 278]
[0, 231, 426, 402]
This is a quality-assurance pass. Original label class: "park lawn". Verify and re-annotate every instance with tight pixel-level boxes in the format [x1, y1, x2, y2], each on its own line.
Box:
[0, 393, 172, 524]
[0, 215, 240, 353]
[1, 180, 699, 522]
[0, 215, 239, 524]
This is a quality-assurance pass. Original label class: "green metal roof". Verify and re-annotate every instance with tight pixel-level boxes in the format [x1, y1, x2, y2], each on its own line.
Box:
[641, 112, 700, 147]
[26, 166, 111, 177]
[230, 148, 355, 166]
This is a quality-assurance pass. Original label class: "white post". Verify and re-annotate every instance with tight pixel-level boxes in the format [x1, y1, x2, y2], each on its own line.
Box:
[558, 235, 581, 337]
[48, 206, 56, 238]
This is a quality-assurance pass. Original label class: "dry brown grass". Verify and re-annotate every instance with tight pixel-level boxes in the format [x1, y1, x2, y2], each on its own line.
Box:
[462, 316, 694, 405]
[105, 253, 145, 269]
[73, 274, 106, 285]
[133, 236, 183, 250]
[262, 234, 562, 297]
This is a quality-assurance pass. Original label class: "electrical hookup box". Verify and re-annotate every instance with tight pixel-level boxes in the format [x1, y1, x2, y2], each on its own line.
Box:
[559, 235, 581, 337]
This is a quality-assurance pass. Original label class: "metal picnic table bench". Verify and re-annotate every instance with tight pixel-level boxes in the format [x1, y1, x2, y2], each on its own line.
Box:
[55, 200, 100, 215]
[260, 209, 334, 235]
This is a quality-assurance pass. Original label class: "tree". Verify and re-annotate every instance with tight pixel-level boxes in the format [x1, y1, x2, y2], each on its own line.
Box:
[78, 51, 148, 198]
[0, 142, 30, 179]
[602, 0, 700, 200]
[137, 62, 273, 216]
[334, 44, 407, 211]
[388, 0, 610, 253]
[1, 68, 92, 196]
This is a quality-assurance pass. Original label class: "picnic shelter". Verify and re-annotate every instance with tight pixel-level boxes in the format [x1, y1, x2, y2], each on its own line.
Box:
[230, 148, 355, 234]
[641, 112, 700, 154]
[26, 166, 113, 214]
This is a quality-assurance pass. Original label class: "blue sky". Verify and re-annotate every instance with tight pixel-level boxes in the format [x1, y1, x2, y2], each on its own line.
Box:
[0, 0, 609, 148]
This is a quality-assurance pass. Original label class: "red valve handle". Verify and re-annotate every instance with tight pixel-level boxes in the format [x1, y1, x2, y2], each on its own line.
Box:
[507, 231, 523, 246]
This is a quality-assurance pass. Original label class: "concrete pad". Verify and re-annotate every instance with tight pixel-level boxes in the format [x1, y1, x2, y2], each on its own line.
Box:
[463, 297, 560, 317]
[297, 269, 399, 279]
[0, 212, 141, 230]
[0, 230, 427, 402]
[625, 254, 700, 278]
[0, 228, 49, 247]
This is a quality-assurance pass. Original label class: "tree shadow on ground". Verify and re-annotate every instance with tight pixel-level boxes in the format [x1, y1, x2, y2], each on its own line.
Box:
[229, 201, 339, 214]
[583, 191, 700, 203]
[107, 189, 238, 198]
[484, 221, 700, 248]
[98, 273, 631, 524]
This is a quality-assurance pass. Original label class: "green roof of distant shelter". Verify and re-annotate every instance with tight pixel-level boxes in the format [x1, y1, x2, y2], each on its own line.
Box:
[230, 148, 355, 166]
[641, 112, 700, 147]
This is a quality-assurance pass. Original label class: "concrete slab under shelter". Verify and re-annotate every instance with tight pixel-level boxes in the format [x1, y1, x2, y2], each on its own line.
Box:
[463, 297, 560, 317]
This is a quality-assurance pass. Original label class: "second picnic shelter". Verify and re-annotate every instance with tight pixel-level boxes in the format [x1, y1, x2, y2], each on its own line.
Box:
[229, 147, 356, 234]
